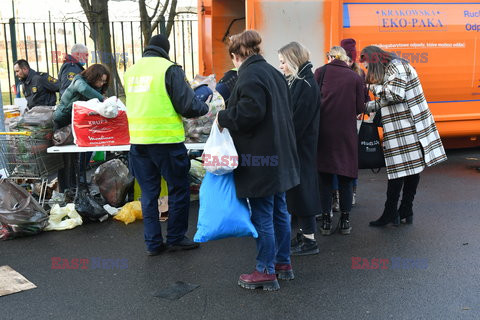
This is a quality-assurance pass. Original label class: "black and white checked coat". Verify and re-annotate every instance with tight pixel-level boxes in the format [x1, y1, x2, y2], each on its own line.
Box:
[366, 59, 447, 180]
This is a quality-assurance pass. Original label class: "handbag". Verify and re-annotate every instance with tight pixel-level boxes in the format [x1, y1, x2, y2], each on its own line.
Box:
[358, 102, 385, 170]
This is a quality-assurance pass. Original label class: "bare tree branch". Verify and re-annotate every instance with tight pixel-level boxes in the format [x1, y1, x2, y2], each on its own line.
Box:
[158, 0, 170, 17]
[148, 0, 161, 21]
[78, 0, 93, 22]
[151, 0, 169, 32]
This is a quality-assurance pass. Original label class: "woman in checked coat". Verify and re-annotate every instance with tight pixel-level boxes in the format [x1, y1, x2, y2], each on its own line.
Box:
[360, 46, 447, 226]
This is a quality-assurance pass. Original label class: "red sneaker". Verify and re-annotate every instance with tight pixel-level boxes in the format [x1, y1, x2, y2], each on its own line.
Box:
[275, 263, 295, 280]
[238, 270, 280, 291]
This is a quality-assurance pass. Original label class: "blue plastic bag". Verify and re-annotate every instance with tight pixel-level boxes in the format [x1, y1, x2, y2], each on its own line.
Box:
[194, 172, 258, 242]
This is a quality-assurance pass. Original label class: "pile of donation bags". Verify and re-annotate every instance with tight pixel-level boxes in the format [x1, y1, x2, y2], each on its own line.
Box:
[184, 74, 225, 143]
[0, 158, 136, 239]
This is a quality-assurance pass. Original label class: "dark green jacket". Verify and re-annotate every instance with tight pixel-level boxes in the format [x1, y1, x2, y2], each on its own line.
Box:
[53, 75, 103, 128]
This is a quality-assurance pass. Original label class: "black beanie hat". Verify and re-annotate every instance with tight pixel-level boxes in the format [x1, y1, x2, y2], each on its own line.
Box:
[149, 34, 170, 54]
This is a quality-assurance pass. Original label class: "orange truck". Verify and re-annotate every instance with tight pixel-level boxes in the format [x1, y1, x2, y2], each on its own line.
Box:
[197, 0, 480, 148]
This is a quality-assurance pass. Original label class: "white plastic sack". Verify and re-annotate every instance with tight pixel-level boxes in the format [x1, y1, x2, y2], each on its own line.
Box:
[76, 96, 125, 119]
[45, 204, 83, 231]
[202, 121, 238, 175]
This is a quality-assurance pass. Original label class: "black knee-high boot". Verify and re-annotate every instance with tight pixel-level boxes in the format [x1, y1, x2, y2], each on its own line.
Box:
[398, 174, 420, 224]
[369, 178, 402, 227]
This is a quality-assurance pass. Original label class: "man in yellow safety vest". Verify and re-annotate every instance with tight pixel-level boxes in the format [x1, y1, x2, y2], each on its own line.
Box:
[124, 34, 209, 255]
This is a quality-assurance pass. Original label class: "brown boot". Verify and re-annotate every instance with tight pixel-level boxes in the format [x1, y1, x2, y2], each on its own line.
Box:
[238, 270, 280, 291]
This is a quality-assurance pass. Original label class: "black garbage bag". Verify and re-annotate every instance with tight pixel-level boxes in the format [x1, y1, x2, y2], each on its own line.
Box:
[0, 179, 48, 240]
[93, 159, 134, 208]
[74, 187, 109, 222]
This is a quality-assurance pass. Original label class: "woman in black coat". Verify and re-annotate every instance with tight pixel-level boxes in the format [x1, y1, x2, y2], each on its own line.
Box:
[217, 30, 300, 291]
[278, 42, 320, 256]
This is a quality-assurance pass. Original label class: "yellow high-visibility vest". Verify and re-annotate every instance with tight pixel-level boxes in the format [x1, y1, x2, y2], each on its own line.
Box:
[124, 57, 184, 144]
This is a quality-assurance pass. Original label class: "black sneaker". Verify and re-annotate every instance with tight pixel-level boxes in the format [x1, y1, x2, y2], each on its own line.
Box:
[146, 243, 167, 256]
[291, 237, 319, 256]
[167, 237, 200, 252]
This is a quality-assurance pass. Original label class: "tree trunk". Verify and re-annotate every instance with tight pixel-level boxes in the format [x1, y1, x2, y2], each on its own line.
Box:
[79, 0, 125, 98]
[139, 0, 153, 50]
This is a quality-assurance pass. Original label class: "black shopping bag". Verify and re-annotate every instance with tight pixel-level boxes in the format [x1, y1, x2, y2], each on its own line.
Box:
[358, 119, 385, 170]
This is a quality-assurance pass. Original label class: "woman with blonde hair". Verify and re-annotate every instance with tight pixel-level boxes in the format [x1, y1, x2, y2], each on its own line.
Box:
[217, 30, 300, 291]
[278, 42, 321, 256]
[313, 46, 365, 235]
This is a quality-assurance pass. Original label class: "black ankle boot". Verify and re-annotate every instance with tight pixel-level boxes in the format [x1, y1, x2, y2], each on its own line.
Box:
[398, 204, 413, 224]
[319, 212, 332, 235]
[340, 212, 352, 234]
[369, 210, 400, 227]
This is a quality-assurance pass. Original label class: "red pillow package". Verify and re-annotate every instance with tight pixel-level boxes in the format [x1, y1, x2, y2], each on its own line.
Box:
[72, 98, 130, 147]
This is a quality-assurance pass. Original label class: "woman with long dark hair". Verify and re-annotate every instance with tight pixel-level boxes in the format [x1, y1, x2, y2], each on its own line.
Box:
[54, 63, 110, 128]
[360, 46, 447, 226]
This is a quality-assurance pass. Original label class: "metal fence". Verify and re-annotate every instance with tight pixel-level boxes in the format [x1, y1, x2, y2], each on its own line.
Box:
[0, 18, 198, 104]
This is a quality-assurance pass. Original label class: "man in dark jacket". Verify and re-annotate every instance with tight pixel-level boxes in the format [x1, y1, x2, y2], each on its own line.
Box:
[58, 43, 88, 96]
[124, 34, 209, 256]
[14, 59, 59, 109]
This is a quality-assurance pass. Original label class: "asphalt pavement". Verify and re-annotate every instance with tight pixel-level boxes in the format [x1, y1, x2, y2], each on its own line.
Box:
[1, 148, 479, 320]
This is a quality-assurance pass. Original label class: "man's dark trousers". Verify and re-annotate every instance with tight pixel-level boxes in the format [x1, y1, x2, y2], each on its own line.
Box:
[129, 143, 191, 251]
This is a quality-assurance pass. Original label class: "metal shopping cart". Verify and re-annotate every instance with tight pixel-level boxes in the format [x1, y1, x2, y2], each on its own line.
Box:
[0, 132, 64, 206]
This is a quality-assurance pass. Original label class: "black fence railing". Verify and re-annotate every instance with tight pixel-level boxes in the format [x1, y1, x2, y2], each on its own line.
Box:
[0, 18, 198, 104]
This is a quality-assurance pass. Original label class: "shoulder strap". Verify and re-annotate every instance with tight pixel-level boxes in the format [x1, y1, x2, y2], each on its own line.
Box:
[318, 65, 327, 91]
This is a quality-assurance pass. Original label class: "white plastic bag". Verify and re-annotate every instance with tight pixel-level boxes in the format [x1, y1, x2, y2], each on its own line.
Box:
[202, 121, 238, 175]
[45, 204, 83, 231]
[77, 96, 125, 119]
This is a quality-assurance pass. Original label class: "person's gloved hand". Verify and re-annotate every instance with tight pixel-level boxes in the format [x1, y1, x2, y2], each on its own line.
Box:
[194, 84, 213, 103]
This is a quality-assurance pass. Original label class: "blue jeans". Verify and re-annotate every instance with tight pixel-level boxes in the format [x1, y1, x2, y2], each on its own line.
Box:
[249, 192, 291, 274]
[129, 143, 191, 251]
